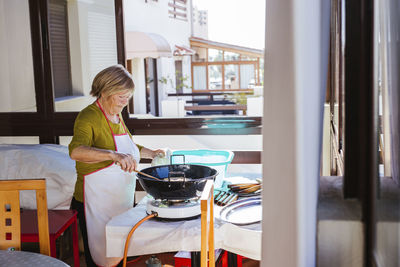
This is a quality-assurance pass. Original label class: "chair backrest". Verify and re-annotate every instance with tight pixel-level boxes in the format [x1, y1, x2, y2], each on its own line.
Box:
[0, 179, 50, 255]
[200, 180, 215, 267]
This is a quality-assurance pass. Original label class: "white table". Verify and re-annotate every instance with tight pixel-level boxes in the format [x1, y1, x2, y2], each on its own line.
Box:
[0, 250, 69, 266]
[106, 177, 262, 261]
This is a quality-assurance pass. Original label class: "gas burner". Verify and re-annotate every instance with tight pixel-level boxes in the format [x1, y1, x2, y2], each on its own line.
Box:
[161, 197, 199, 204]
[146, 198, 201, 220]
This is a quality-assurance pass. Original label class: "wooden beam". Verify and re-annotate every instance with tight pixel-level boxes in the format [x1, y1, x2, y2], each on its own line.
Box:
[0, 112, 261, 136]
[140, 151, 261, 164]
[114, 0, 126, 66]
[184, 105, 247, 111]
[190, 40, 263, 58]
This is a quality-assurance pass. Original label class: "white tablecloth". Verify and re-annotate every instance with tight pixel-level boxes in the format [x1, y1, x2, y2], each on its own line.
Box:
[106, 187, 262, 261]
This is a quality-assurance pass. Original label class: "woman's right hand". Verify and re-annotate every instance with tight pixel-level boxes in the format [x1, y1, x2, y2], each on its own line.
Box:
[111, 152, 137, 173]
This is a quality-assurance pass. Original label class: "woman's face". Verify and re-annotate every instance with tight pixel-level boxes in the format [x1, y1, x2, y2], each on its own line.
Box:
[105, 90, 132, 114]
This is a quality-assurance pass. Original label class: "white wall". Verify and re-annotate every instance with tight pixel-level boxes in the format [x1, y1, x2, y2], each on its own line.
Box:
[131, 58, 147, 114]
[123, 0, 193, 114]
[0, 0, 36, 112]
[192, 7, 208, 39]
[123, 0, 192, 47]
[261, 0, 330, 266]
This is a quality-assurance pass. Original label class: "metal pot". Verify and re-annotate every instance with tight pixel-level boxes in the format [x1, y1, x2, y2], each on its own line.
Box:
[136, 164, 218, 200]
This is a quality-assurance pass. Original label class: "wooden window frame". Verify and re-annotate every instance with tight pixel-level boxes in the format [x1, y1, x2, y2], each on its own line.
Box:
[342, 0, 376, 265]
[191, 53, 259, 92]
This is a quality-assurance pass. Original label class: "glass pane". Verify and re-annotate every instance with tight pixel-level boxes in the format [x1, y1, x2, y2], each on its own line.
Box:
[224, 51, 240, 61]
[0, 137, 39, 144]
[192, 46, 207, 62]
[208, 49, 223, 62]
[240, 64, 255, 89]
[193, 66, 207, 90]
[224, 65, 239, 89]
[0, 0, 36, 112]
[208, 65, 222, 90]
[259, 58, 264, 85]
[241, 55, 257, 61]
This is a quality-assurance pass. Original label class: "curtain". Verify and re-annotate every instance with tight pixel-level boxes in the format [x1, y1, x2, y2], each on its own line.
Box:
[240, 64, 255, 89]
[193, 66, 206, 90]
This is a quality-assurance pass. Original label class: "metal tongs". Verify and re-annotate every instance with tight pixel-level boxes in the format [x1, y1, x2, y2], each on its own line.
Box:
[228, 182, 261, 195]
[214, 190, 238, 206]
[214, 180, 262, 206]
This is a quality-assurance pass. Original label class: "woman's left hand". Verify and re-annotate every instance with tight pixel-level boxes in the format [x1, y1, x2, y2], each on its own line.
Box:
[151, 149, 165, 159]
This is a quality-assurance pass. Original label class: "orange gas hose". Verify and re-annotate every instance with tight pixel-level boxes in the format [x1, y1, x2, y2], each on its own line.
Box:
[122, 212, 158, 267]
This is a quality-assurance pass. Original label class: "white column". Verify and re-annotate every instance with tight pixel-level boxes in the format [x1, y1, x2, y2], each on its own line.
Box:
[261, 0, 330, 266]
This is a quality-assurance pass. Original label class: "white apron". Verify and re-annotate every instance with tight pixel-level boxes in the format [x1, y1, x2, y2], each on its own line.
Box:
[84, 101, 140, 266]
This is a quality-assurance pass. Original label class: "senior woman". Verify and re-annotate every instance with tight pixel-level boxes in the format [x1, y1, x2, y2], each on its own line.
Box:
[69, 65, 164, 267]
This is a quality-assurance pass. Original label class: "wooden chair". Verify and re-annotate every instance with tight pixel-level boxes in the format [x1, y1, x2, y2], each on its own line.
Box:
[0, 179, 50, 255]
[200, 180, 215, 267]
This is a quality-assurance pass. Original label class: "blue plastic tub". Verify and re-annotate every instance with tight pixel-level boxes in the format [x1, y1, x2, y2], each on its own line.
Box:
[171, 149, 234, 188]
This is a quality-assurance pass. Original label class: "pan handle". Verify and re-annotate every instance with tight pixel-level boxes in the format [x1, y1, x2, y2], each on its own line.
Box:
[170, 154, 186, 164]
[167, 171, 186, 187]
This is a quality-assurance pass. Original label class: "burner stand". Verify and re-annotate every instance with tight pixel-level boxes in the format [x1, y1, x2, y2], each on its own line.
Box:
[146, 199, 201, 219]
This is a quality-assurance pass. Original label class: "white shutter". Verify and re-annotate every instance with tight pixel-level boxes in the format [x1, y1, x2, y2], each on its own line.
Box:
[87, 10, 118, 84]
[49, 0, 72, 98]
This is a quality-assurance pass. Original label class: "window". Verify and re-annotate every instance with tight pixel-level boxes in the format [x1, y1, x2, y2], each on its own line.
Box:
[224, 65, 239, 89]
[193, 66, 207, 90]
[175, 60, 183, 93]
[208, 49, 223, 62]
[168, 0, 187, 21]
[240, 64, 255, 89]
[224, 51, 240, 61]
[190, 40, 263, 92]
[192, 46, 207, 62]
[48, 0, 72, 98]
[208, 65, 222, 90]
[0, 0, 36, 112]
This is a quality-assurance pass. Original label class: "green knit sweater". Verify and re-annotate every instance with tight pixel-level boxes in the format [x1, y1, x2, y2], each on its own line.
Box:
[68, 102, 142, 203]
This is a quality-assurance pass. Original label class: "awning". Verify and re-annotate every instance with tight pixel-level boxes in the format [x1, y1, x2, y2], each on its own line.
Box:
[125, 31, 172, 59]
[173, 45, 196, 56]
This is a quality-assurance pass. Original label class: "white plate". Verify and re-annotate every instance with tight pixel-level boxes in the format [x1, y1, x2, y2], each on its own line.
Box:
[219, 197, 262, 225]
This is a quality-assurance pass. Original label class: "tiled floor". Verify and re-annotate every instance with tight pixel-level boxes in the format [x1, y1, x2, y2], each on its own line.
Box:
[63, 251, 260, 267]
[23, 230, 259, 267]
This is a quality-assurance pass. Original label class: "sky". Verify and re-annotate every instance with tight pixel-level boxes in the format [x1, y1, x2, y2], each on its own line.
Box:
[192, 0, 266, 50]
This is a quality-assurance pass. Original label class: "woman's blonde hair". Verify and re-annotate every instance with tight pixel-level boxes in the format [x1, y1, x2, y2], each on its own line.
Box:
[90, 64, 134, 98]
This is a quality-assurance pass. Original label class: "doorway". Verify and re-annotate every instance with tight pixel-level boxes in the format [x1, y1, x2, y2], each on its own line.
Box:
[144, 58, 159, 116]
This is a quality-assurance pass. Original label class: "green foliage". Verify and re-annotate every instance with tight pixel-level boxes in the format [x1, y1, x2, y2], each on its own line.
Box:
[159, 71, 191, 93]
[227, 92, 247, 105]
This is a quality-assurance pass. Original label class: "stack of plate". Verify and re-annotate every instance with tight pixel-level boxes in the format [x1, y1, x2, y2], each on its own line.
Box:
[219, 197, 262, 225]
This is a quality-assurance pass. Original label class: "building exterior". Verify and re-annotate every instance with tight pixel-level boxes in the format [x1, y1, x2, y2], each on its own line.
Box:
[123, 0, 193, 116]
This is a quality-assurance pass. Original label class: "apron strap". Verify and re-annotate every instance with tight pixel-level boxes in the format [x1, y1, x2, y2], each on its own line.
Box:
[96, 100, 127, 136]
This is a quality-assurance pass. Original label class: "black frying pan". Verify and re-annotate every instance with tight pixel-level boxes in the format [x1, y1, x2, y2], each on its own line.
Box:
[136, 164, 217, 200]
